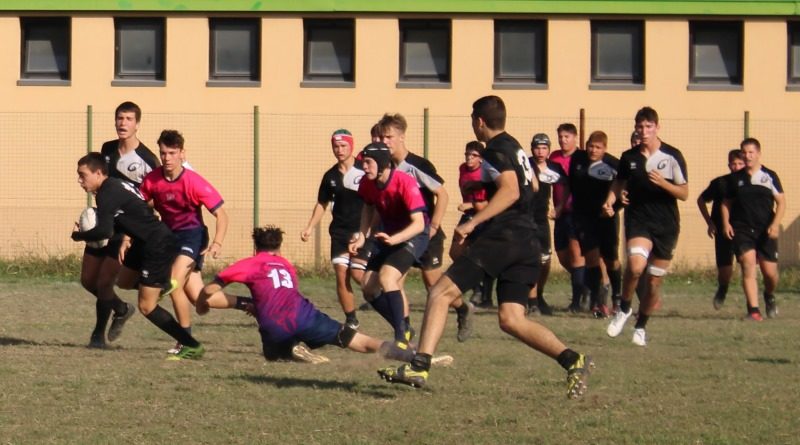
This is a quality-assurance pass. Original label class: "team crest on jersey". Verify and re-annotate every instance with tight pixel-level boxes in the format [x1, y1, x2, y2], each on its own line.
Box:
[330, 180, 336, 187]
[760, 175, 770, 184]
[738, 180, 744, 187]
[630, 162, 637, 169]
[657, 159, 669, 170]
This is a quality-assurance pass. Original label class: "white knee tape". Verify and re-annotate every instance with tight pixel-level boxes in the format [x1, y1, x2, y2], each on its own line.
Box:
[331, 256, 350, 267]
[647, 264, 668, 277]
[628, 246, 650, 259]
[350, 261, 367, 271]
[541, 253, 551, 264]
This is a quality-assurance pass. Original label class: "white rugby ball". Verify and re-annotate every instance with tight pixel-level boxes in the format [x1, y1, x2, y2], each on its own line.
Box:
[79, 207, 109, 249]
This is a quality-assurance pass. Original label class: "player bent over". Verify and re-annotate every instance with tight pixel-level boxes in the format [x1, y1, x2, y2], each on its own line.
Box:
[721, 138, 785, 320]
[72, 153, 205, 360]
[604, 107, 688, 346]
[378, 96, 593, 399]
[195, 226, 426, 365]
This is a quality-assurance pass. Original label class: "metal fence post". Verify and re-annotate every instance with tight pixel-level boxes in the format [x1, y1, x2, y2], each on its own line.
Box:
[579, 108, 586, 149]
[744, 110, 750, 138]
[253, 105, 260, 228]
[86, 105, 92, 207]
[423, 107, 430, 159]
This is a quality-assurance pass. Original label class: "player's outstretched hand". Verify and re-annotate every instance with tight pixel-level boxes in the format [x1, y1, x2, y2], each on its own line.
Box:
[300, 227, 312, 242]
[202, 241, 222, 259]
[707, 223, 716, 238]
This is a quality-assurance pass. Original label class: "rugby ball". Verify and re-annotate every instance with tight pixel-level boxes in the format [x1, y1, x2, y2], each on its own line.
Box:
[79, 207, 109, 249]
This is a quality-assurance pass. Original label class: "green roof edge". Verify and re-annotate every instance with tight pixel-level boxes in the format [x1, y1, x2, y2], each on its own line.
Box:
[1, 0, 798, 15]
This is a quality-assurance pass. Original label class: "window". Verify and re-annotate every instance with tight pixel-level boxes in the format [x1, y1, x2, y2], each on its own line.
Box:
[689, 21, 742, 86]
[789, 22, 800, 85]
[591, 21, 643, 86]
[303, 19, 354, 85]
[114, 18, 165, 82]
[399, 20, 450, 85]
[494, 20, 547, 87]
[209, 19, 260, 83]
[20, 17, 70, 82]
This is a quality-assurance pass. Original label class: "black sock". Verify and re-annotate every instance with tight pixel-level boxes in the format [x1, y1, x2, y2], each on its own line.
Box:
[145, 306, 200, 347]
[183, 326, 192, 336]
[93, 299, 114, 339]
[481, 275, 494, 303]
[369, 294, 395, 325]
[635, 314, 649, 329]
[764, 292, 775, 302]
[556, 349, 580, 371]
[570, 266, 586, 306]
[747, 305, 760, 315]
[609, 268, 622, 299]
[717, 283, 729, 298]
[455, 302, 469, 316]
[636, 273, 649, 301]
[235, 296, 254, 311]
[384, 290, 406, 342]
[620, 299, 632, 314]
[586, 266, 602, 306]
[111, 296, 128, 315]
[410, 353, 432, 371]
[345, 310, 358, 325]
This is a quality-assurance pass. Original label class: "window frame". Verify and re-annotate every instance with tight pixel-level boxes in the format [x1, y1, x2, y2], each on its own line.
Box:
[688, 20, 743, 88]
[493, 19, 548, 89]
[302, 18, 355, 87]
[113, 17, 166, 85]
[398, 19, 451, 87]
[208, 18, 261, 85]
[788, 21, 800, 88]
[19, 17, 71, 84]
[590, 20, 644, 88]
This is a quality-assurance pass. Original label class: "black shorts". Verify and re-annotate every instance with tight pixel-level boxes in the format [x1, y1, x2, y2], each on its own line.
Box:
[84, 235, 123, 259]
[732, 226, 778, 262]
[535, 218, 552, 262]
[174, 226, 209, 271]
[367, 232, 429, 274]
[416, 229, 445, 270]
[446, 225, 539, 306]
[625, 216, 679, 261]
[575, 214, 619, 261]
[330, 229, 352, 262]
[122, 238, 145, 272]
[714, 230, 735, 267]
[553, 213, 578, 251]
[138, 230, 179, 288]
[259, 310, 345, 361]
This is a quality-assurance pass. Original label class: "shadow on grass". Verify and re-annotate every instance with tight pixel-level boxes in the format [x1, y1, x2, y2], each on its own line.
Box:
[0, 336, 42, 346]
[745, 357, 793, 365]
[237, 374, 398, 399]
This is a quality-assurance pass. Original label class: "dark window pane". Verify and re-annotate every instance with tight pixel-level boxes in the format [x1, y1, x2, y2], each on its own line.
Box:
[690, 22, 741, 84]
[592, 21, 643, 83]
[495, 20, 546, 82]
[21, 18, 70, 79]
[304, 19, 354, 81]
[211, 19, 259, 80]
[399, 20, 450, 82]
[789, 23, 800, 82]
[115, 19, 164, 80]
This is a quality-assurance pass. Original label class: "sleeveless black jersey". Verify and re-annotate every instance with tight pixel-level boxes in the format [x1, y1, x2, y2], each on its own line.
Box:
[569, 150, 619, 217]
[699, 174, 730, 229]
[481, 132, 536, 232]
[726, 166, 783, 231]
[395, 152, 444, 215]
[72, 177, 169, 244]
[530, 158, 567, 224]
[618, 142, 687, 227]
[101, 140, 159, 189]
[317, 161, 365, 234]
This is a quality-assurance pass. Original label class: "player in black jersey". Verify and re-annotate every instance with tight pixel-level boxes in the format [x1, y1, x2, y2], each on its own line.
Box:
[569, 131, 622, 318]
[78, 102, 157, 348]
[378, 96, 593, 399]
[301, 129, 366, 329]
[697, 149, 745, 310]
[605, 107, 688, 346]
[527, 133, 566, 316]
[722, 138, 785, 320]
[72, 153, 205, 359]
[378, 113, 475, 343]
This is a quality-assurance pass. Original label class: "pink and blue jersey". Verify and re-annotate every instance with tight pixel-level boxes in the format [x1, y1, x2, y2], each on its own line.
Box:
[214, 252, 318, 342]
[549, 149, 575, 213]
[458, 162, 487, 205]
[140, 168, 224, 231]
[358, 169, 428, 235]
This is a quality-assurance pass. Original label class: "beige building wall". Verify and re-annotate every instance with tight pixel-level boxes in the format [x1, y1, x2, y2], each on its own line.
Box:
[1, 14, 798, 269]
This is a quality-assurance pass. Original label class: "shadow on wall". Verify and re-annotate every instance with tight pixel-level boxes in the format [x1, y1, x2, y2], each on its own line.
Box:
[779, 216, 800, 266]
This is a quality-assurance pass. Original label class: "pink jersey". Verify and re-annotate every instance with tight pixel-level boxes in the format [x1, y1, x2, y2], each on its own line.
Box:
[549, 149, 575, 213]
[215, 252, 318, 341]
[358, 169, 427, 235]
[458, 162, 487, 204]
[140, 168, 224, 231]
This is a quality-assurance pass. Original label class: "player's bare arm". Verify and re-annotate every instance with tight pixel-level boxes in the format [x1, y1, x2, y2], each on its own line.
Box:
[375, 211, 425, 246]
[300, 202, 328, 241]
[768, 193, 786, 239]
[202, 206, 228, 258]
[720, 199, 735, 240]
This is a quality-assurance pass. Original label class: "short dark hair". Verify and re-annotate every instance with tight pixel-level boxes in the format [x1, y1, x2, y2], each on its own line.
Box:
[471, 95, 506, 130]
[157, 130, 185, 149]
[253, 225, 284, 252]
[378, 113, 408, 135]
[465, 141, 485, 157]
[635, 106, 659, 125]
[78, 152, 108, 175]
[370, 123, 382, 139]
[740, 137, 761, 151]
[728, 149, 745, 163]
[556, 123, 577, 135]
[586, 130, 608, 147]
[115, 101, 142, 122]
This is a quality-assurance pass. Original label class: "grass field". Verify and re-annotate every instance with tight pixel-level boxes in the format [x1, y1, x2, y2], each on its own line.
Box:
[1, 274, 798, 445]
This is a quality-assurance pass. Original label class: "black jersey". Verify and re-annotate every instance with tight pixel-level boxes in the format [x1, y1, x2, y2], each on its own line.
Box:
[395, 152, 444, 214]
[618, 142, 688, 226]
[530, 158, 567, 224]
[569, 151, 619, 218]
[726, 166, 783, 231]
[101, 140, 159, 188]
[481, 132, 536, 233]
[72, 177, 170, 245]
[699, 174, 730, 229]
[317, 161, 365, 234]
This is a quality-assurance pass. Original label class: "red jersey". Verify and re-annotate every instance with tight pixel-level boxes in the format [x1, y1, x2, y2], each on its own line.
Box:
[458, 162, 487, 204]
[549, 149, 576, 213]
[140, 168, 224, 231]
[358, 169, 428, 235]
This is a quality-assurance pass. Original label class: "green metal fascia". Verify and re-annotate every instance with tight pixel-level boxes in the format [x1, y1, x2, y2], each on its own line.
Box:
[1, 0, 798, 16]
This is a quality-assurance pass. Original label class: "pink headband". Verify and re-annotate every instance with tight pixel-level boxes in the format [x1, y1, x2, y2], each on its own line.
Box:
[332, 134, 354, 148]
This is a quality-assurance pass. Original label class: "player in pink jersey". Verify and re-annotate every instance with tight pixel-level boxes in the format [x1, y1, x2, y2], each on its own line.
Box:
[349, 143, 429, 346]
[195, 226, 431, 364]
[139, 130, 230, 354]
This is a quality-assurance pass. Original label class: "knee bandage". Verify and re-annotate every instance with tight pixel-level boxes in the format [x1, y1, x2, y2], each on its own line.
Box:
[331, 255, 350, 267]
[350, 261, 367, 271]
[540, 253, 551, 264]
[336, 324, 357, 348]
[647, 264, 668, 277]
[628, 246, 650, 259]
